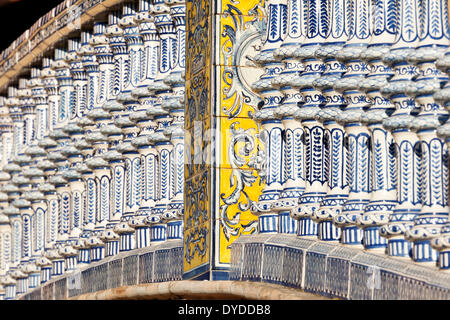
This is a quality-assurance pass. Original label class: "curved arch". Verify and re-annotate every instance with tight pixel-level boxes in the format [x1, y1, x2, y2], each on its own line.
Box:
[70, 280, 330, 300]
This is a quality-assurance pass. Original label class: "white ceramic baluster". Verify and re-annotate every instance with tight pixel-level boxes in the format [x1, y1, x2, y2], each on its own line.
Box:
[18, 79, 36, 146]
[333, 0, 372, 246]
[22, 262, 40, 291]
[59, 126, 85, 267]
[2, 204, 20, 272]
[71, 117, 95, 265]
[357, 0, 397, 251]
[105, 10, 128, 97]
[83, 112, 113, 262]
[66, 38, 88, 120]
[162, 118, 184, 241]
[0, 216, 9, 276]
[120, 2, 145, 92]
[135, 0, 159, 88]
[48, 131, 72, 247]
[36, 185, 56, 259]
[101, 103, 127, 256]
[147, 115, 172, 243]
[312, 0, 349, 241]
[0, 173, 11, 277]
[22, 191, 45, 281]
[40, 58, 59, 132]
[113, 6, 144, 244]
[11, 156, 33, 266]
[0, 98, 14, 167]
[36, 137, 58, 251]
[0, 274, 16, 300]
[5, 88, 24, 156]
[115, 119, 140, 251]
[161, 0, 186, 241]
[22, 146, 47, 263]
[380, 0, 422, 258]
[10, 268, 27, 296]
[90, 21, 115, 108]
[271, 0, 306, 235]
[128, 13, 159, 248]
[52, 48, 74, 129]
[61, 125, 86, 234]
[250, 0, 288, 233]
[1, 162, 21, 272]
[290, 0, 330, 237]
[47, 174, 69, 276]
[126, 0, 158, 248]
[142, 0, 178, 242]
[405, 0, 450, 264]
[28, 69, 49, 141]
[433, 48, 450, 270]
[129, 112, 157, 248]
[100, 123, 124, 257]
[0, 189, 11, 277]
[13, 198, 32, 266]
[79, 31, 99, 113]
[35, 256, 52, 285]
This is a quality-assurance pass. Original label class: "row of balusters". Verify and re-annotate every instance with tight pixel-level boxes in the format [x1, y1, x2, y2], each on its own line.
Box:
[249, 0, 450, 271]
[0, 0, 186, 300]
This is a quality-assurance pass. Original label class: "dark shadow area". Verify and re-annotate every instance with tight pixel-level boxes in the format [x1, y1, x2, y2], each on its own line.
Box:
[0, 0, 63, 53]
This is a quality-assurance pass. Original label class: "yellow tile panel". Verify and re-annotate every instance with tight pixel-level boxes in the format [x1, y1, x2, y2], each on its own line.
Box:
[184, 169, 210, 230]
[217, 116, 263, 170]
[213, 166, 263, 266]
[185, 65, 212, 130]
[183, 221, 210, 273]
[216, 14, 265, 67]
[184, 168, 211, 274]
[217, 0, 266, 16]
[215, 65, 263, 119]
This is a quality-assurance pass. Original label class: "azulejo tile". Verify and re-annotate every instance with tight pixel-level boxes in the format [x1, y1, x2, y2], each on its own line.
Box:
[325, 257, 350, 299]
[183, 221, 210, 275]
[281, 246, 304, 289]
[261, 244, 285, 285]
[184, 117, 212, 179]
[212, 166, 262, 267]
[216, 116, 263, 169]
[349, 263, 374, 300]
[186, 30, 211, 82]
[184, 169, 211, 231]
[304, 251, 327, 294]
[185, 113, 263, 176]
[214, 0, 266, 17]
[214, 65, 263, 119]
[214, 217, 259, 267]
[186, 3, 211, 81]
[241, 242, 264, 281]
[373, 270, 400, 300]
[215, 13, 265, 67]
[187, 0, 212, 22]
[185, 0, 212, 131]
[185, 65, 212, 130]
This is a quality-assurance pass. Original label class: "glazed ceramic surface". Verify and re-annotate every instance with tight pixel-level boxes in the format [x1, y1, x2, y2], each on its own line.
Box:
[0, 0, 449, 300]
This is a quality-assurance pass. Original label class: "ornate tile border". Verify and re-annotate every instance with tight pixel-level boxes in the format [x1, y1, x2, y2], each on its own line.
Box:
[184, 0, 267, 279]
